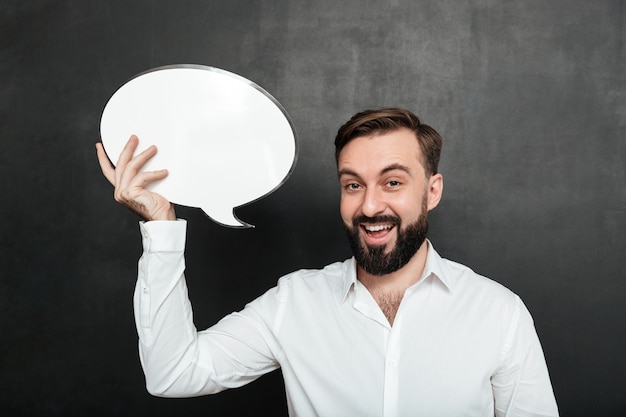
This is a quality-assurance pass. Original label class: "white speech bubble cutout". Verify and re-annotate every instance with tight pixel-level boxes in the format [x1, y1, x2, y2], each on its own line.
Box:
[100, 65, 297, 228]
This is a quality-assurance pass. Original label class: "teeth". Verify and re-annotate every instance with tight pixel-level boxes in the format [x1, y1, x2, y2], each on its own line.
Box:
[365, 224, 393, 232]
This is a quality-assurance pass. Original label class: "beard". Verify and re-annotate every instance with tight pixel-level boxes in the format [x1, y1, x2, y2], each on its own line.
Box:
[344, 202, 428, 276]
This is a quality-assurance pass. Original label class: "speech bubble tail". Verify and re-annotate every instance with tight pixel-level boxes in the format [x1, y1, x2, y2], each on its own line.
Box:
[202, 207, 254, 229]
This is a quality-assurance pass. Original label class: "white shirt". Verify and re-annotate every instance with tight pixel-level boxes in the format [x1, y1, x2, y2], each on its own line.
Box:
[135, 220, 558, 417]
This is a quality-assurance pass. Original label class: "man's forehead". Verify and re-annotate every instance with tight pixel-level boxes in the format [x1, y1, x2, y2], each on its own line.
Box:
[337, 129, 424, 174]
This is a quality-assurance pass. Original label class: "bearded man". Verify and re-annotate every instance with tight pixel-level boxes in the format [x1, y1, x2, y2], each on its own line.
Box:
[97, 108, 559, 416]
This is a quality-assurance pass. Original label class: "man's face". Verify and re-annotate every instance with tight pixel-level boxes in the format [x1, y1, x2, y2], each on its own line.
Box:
[338, 128, 440, 275]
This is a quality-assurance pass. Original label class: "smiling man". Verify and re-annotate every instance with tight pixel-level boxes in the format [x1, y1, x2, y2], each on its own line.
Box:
[97, 108, 559, 416]
[337, 119, 442, 326]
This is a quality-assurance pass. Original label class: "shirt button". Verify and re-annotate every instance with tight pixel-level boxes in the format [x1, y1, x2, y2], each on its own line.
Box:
[388, 360, 398, 368]
[143, 287, 149, 294]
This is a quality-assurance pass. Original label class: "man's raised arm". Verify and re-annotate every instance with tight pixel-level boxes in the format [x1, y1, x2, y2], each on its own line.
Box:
[95, 136, 280, 396]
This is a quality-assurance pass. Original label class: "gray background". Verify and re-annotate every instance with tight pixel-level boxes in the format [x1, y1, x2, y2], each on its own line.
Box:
[1, 0, 624, 415]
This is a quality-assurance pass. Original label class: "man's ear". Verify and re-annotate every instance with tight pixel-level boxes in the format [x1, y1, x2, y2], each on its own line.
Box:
[427, 173, 443, 211]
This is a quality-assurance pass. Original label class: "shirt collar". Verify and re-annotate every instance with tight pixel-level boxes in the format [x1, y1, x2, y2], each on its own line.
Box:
[340, 258, 358, 303]
[339, 239, 454, 303]
[421, 239, 454, 292]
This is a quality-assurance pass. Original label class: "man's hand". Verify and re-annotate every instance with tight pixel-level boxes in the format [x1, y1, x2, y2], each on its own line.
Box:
[96, 135, 176, 221]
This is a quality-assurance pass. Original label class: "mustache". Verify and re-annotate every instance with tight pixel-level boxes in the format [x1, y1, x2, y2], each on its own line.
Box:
[352, 214, 401, 227]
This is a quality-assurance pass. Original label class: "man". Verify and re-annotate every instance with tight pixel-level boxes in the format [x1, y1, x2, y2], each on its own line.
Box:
[96, 108, 558, 416]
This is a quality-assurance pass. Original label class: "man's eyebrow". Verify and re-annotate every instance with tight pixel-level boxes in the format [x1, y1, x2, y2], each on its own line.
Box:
[338, 163, 413, 179]
[338, 168, 361, 179]
[381, 163, 413, 177]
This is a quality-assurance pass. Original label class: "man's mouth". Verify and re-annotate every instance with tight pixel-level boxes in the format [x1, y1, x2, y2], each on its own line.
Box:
[350, 215, 400, 246]
[361, 223, 396, 245]
[363, 223, 395, 234]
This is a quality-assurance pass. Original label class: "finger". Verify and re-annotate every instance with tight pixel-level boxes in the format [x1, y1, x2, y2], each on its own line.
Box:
[95, 143, 116, 185]
[115, 166, 168, 199]
[116, 135, 139, 168]
[126, 143, 158, 171]
[114, 135, 141, 188]
[117, 144, 159, 190]
[128, 168, 169, 190]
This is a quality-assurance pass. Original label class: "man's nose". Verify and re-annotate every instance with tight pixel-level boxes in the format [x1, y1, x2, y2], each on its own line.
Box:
[361, 187, 386, 217]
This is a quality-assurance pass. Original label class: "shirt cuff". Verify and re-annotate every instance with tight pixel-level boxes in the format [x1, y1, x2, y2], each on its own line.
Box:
[139, 219, 187, 252]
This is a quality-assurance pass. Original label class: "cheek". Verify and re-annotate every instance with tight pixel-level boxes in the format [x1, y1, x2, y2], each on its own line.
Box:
[339, 196, 358, 223]
[393, 193, 426, 220]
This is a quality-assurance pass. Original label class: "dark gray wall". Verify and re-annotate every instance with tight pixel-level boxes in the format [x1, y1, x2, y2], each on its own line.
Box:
[1, 0, 624, 415]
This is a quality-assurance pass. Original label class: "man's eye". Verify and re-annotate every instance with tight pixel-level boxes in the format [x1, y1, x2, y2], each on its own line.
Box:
[346, 183, 361, 190]
[388, 181, 400, 187]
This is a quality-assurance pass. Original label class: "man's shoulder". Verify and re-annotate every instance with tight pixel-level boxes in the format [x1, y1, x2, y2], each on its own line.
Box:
[278, 258, 351, 284]
[433, 257, 530, 330]
[273, 258, 353, 298]
[439, 256, 520, 303]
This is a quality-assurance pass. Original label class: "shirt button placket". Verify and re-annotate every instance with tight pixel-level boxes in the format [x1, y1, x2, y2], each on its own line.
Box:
[383, 320, 401, 417]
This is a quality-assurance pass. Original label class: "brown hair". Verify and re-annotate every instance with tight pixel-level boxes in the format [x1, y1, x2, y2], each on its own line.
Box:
[334, 108, 443, 176]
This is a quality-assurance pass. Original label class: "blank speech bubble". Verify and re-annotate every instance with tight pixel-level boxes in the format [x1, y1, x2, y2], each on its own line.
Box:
[100, 65, 297, 228]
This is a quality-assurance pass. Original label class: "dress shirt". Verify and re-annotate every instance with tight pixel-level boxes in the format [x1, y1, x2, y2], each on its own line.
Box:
[135, 220, 558, 417]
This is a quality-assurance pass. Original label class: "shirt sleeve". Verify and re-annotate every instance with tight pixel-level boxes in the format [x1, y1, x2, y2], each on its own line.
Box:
[492, 296, 559, 417]
[134, 220, 280, 397]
